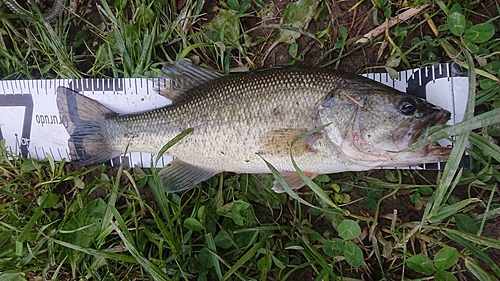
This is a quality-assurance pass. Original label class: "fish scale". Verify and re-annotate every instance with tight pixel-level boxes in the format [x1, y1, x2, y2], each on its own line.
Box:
[108, 69, 336, 171]
[56, 61, 451, 193]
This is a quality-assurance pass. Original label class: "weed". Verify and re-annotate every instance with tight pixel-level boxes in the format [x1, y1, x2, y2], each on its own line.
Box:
[1, 0, 500, 280]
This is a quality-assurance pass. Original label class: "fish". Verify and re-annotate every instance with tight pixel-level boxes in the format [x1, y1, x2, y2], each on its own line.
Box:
[56, 60, 451, 193]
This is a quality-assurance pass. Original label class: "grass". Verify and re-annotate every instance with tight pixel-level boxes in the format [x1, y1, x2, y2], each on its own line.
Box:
[1, 0, 500, 280]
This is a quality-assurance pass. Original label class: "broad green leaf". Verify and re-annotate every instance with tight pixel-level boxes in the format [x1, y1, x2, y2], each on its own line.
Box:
[0, 272, 27, 281]
[233, 199, 251, 211]
[419, 186, 434, 196]
[271, 255, 286, 269]
[407, 254, 435, 275]
[214, 231, 235, 250]
[231, 209, 244, 226]
[199, 247, 215, 269]
[37, 193, 60, 208]
[204, 9, 240, 44]
[338, 25, 347, 39]
[455, 214, 479, 234]
[366, 185, 383, 199]
[338, 220, 361, 240]
[479, 78, 498, 90]
[447, 12, 466, 36]
[384, 170, 398, 183]
[484, 61, 500, 74]
[385, 66, 399, 80]
[184, 218, 204, 232]
[289, 43, 298, 57]
[59, 198, 107, 265]
[331, 183, 341, 192]
[363, 197, 377, 212]
[257, 255, 272, 271]
[434, 270, 458, 281]
[315, 174, 331, 182]
[410, 192, 421, 204]
[334, 192, 350, 204]
[464, 23, 495, 43]
[344, 241, 363, 267]
[279, 0, 320, 44]
[114, 0, 126, 11]
[462, 39, 480, 54]
[323, 238, 343, 257]
[449, 3, 462, 14]
[434, 247, 458, 271]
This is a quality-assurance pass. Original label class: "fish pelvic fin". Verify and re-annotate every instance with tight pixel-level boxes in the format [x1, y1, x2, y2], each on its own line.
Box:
[272, 171, 317, 193]
[160, 159, 222, 193]
[156, 60, 225, 102]
[57, 86, 118, 166]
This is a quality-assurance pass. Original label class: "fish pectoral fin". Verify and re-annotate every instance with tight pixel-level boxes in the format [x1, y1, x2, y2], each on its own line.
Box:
[156, 60, 225, 102]
[260, 129, 315, 157]
[159, 159, 222, 193]
[272, 171, 317, 193]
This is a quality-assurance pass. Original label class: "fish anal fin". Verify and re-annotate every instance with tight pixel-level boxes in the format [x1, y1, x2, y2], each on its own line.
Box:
[160, 159, 222, 193]
[260, 129, 315, 157]
[156, 60, 225, 102]
[272, 171, 317, 193]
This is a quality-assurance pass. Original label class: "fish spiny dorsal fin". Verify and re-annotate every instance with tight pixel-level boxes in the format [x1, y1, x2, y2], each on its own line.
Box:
[156, 60, 225, 102]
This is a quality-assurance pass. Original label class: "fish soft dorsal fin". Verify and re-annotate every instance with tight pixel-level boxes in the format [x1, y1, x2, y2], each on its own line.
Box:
[156, 60, 225, 102]
[159, 159, 222, 193]
[272, 171, 317, 193]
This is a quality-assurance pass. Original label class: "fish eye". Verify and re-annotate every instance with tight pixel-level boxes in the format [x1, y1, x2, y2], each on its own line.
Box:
[398, 98, 417, 116]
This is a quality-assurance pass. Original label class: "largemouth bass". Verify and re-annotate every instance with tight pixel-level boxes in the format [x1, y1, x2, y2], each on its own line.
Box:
[57, 61, 451, 193]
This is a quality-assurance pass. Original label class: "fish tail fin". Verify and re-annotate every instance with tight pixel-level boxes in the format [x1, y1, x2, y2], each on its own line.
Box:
[56, 86, 118, 166]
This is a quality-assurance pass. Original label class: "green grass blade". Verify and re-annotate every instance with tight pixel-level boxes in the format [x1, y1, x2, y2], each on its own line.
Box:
[221, 236, 267, 280]
[289, 124, 343, 212]
[111, 221, 171, 281]
[155, 128, 193, 165]
[48, 237, 137, 263]
[428, 44, 477, 219]
[443, 230, 500, 277]
[205, 233, 223, 280]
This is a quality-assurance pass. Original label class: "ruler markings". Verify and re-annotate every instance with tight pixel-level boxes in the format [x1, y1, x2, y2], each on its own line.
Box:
[0, 63, 471, 170]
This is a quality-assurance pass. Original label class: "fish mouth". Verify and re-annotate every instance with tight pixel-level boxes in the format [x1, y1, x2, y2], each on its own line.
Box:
[409, 109, 452, 157]
[409, 109, 450, 143]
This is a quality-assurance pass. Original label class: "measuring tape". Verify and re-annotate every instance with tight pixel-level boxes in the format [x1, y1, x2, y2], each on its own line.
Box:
[0, 63, 471, 169]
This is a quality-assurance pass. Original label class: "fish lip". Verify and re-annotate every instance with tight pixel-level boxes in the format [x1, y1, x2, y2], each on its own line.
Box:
[413, 108, 452, 157]
[409, 108, 451, 145]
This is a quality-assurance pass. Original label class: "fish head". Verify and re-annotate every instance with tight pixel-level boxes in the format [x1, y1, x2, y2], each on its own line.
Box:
[318, 87, 451, 167]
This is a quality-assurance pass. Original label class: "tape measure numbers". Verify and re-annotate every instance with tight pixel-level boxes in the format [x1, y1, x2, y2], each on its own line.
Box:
[0, 63, 471, 170]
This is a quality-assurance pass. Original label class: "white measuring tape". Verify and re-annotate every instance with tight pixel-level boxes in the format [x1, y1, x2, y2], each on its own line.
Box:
[0, 63, 471, 169]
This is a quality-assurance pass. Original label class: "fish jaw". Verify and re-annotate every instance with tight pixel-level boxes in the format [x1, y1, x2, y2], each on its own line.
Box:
[318, 86, 453, 168]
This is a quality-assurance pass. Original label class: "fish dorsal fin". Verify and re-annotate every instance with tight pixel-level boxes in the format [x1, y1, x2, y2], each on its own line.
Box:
[260, 129, 315, 157]
[156, 60, 225, 102]
[272, 171, 317, 193]
[159, 159, 222, 193]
